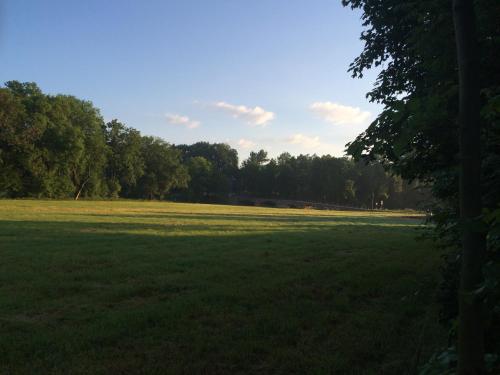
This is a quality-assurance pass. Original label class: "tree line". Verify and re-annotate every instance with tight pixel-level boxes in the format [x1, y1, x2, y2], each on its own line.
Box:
[0, 80, 425, 209]
[235, 150, 426, 209]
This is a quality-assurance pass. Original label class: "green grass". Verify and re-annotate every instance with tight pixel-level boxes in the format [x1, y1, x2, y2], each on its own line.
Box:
[0, 200, 445, 374]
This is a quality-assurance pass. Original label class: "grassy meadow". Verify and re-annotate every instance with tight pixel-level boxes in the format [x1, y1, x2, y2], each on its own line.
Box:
[0, 200, 446, 374]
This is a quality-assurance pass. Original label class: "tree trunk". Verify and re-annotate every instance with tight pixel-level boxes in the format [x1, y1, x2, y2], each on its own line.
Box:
[75, 177, 89, 200]
[75, 188, 83, 201]
[452, 0, 486, 373]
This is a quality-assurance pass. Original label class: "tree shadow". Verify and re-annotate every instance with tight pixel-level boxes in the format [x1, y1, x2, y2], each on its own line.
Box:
[62, 211, 422, 226]
[0, 216, 439, 375]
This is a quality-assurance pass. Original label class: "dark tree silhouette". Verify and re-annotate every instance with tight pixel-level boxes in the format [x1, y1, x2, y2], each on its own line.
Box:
[453, 0, 486, 373]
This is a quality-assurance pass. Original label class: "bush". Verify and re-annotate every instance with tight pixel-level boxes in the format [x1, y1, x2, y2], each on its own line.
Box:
[261, 200, 277, 207]
[238, 199, 255, 206]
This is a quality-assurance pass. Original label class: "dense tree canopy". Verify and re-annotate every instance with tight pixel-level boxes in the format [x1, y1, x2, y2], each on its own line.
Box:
[237, 150, 426, 209]
[0, 80, 425, 209]
[342, 0, 499, 372]
[104, 119, 144, 198]
[343, 0, 499, 206]
[135, 136, 188, 200]
[0, 82, 187, 200]
[0, 81, 108, 199]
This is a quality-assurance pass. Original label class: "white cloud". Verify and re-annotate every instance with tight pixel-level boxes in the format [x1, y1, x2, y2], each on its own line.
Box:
[166, 113, 200, 129]
[286, 133, 345, 156]
[310, 101, 371, 125]
[238, 138, 255, 149]
[214, 101, 275, 126]
[287, 133, 322, 149]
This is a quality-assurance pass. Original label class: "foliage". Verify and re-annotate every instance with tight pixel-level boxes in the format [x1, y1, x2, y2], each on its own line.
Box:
[0, 82, 187, 200]
[238, 151, 428, 208]
[1, 80, 427, 208]
[134, 136, 188, 200]
[177, 141, 239, 201]
[183, 156, 213, 202]
[104, 120, 144, 198]
[0, 82, 108, 199]
[342, 0, 500, 370]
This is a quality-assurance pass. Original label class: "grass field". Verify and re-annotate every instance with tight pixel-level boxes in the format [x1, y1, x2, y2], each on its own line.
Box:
[0, 200, 445, 374]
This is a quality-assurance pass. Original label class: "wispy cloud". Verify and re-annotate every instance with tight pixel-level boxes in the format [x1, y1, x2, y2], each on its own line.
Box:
[166, 113, 200, 129]
[238, 138, 256, 149]
[286, 133, 345, 156]
[231, 134, 345, 158]
[310, 101, 371, 125]
[214, 101, 275, 127]
[287, 133, 322, 149]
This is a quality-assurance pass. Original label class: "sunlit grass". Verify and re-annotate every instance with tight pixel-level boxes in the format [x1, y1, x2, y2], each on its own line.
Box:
[0, 200, 443, 374]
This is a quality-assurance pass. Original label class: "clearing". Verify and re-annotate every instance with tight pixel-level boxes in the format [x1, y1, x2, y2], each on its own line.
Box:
[0, 200, 445, 374]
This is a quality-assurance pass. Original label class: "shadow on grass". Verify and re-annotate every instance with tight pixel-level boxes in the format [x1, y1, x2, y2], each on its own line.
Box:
[31, 210, 424, 226]
[0, 215, 421, 242]
[0, 216, 440, 375]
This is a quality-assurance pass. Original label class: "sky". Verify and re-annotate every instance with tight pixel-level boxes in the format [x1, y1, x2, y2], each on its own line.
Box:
[0, 0, 381, 161]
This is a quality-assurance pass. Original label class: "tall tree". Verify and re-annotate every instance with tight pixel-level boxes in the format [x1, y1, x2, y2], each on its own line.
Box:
[104, 120, 144, 197]
[341, 0, 499, 371]
[136, 137, 188, 200]
[177, 142, 238, 200]
[59, 96, 108, 200]
[0, 88, 31, 196]
[184, 156, 213, 202]
[240, 150, 269, 195]
[453, 0, 486, 372]
[1, 81, 51, 196]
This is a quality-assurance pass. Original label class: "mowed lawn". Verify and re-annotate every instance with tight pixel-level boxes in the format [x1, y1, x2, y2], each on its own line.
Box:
[0, 200, 445, 374]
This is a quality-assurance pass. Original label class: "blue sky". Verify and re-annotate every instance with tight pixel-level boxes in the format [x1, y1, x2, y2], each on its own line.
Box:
[0, 0, 380, 160]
